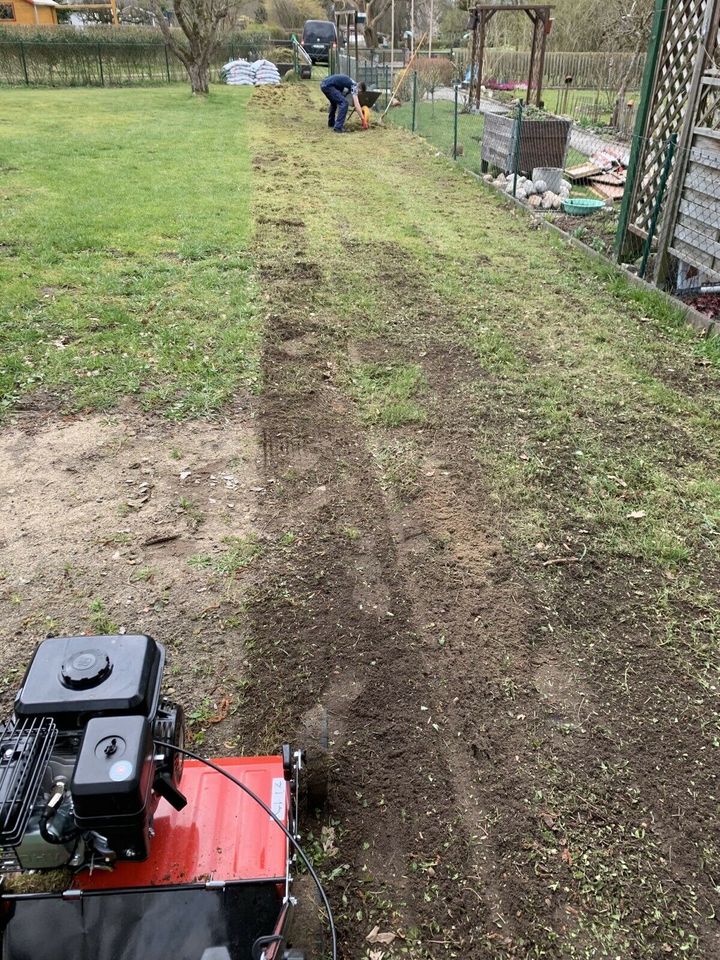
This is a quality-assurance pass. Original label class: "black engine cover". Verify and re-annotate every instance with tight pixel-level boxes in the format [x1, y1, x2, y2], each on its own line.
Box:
[15, 635, 164, 729]
[71, 715, 155, 860]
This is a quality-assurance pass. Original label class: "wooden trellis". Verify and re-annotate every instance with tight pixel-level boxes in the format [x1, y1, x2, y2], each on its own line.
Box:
[616, 0, 720, 275]
[466, 4, 553, 109]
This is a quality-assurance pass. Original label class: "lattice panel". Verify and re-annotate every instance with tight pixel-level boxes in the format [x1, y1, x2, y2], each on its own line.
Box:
[695, 48, 720, 128]
[628, 0, 709, 236]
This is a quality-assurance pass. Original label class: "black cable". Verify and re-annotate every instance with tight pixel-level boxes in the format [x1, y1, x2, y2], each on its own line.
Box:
[154, 740, 337, 960]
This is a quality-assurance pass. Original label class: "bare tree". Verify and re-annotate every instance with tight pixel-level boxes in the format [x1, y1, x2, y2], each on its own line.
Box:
[152, 0, 231, 95]
[360, 0, 393, 49]
[607, 0, 654, 122]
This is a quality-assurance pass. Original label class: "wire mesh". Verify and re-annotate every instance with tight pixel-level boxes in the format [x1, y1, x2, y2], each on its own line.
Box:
[384, 69, 720, 311]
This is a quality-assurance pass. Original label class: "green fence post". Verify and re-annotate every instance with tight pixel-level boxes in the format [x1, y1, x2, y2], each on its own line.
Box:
[453, 83, 459, 159]
[97, 44, 104, 87]
[614, 0, 668, 260]
[512, 100, 523, 197]
[411, 70, 417, 132]
[164, 45, 171, 82]
[639, 133, 677, 279]
[19, 41, 29, 86]
[384, 64, 389, 109]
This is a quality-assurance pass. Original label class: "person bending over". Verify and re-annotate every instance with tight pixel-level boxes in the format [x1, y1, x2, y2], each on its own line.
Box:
[320, 74, 367, 133]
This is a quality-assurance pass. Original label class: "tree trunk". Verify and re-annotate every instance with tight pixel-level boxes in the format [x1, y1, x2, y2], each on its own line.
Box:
[612, 45, 642, 127]
[187, 60, 210, 95]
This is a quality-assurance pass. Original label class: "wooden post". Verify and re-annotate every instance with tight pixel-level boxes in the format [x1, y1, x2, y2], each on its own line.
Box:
[526, 10, 539, 105]
[110, 0, 118, 26]
[535, 6, 550, 106]
[467, 7, 478, 107]
[475, 10, 492, 107]
[475, 10, 486, 109]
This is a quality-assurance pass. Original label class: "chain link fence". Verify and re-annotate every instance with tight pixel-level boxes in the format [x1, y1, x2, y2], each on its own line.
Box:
[383, 75, 633, 259]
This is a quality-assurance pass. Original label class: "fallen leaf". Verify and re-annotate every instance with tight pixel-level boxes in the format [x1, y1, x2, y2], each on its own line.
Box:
[320, 825, 337, 856]
[208, 696, 230, 724]
[366, 926, 396, 945]
[627, 510, 647, 519]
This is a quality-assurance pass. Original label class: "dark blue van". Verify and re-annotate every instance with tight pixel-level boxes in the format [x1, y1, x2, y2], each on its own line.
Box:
[302, 19, 338, 64]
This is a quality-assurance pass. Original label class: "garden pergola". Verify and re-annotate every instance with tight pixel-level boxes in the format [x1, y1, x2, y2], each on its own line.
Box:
[466, 3, 553, 109]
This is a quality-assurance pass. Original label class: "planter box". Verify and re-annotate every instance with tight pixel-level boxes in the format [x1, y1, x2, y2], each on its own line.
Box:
[481, 112, 572, 175]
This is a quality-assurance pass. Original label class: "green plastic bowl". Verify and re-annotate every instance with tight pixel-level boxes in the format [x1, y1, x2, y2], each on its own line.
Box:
[562, 198, 606, 216]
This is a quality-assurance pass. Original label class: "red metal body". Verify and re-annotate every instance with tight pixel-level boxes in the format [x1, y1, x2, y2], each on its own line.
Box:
[78, 756, 289, 890]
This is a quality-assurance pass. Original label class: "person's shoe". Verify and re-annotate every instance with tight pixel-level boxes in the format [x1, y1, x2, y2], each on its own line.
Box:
[333, 128, 346, 134]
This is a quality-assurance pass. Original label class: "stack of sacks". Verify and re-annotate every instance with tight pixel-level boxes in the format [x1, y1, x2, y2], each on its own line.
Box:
[221, 59, 255, 85]
[253, 59, 281, 85]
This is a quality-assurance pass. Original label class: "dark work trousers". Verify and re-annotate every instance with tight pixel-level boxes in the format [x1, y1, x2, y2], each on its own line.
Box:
[321, 84, 348, 132]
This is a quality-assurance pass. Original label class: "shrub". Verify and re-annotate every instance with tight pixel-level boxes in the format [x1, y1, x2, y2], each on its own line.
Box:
[396, 56, 455, 101]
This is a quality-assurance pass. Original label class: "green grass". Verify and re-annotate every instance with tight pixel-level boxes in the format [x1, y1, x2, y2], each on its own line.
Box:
[348, 361, 426, 427]
[388, 98, 486, 172]
[0, 86, 259, 418]
[189, 534, 263, 578]
[541, 86, 640, 126]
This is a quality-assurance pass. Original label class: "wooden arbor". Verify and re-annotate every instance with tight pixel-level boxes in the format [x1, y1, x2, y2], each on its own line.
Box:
[467, 4, 553, 109]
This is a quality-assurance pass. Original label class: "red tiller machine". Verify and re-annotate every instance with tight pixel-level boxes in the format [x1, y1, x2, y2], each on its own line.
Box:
[0, 635, 333, 960]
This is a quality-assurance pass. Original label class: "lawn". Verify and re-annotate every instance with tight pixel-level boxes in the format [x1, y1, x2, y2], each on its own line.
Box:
[1, 83, 720, 960]
[245, 83, 720, 958]
[0, 86, 258, 418]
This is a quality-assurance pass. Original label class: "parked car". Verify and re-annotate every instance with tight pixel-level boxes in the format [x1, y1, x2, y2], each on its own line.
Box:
[302, 19, 338, 64]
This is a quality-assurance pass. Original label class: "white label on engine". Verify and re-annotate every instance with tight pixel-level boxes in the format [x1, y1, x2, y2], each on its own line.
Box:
[271, 777, 286, 820]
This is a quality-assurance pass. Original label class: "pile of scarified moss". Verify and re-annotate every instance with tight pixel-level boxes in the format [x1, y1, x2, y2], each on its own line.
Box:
[1, 868, 73, 895]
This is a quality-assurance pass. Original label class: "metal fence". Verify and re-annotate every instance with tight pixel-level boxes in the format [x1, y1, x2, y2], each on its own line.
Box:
[0, 38, 296, 86]
[383, 78, 630, 256]
[383, 72, 720, 319]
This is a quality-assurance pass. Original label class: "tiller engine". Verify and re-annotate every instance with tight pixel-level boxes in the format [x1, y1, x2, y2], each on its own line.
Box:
[0, 635, 322, 960]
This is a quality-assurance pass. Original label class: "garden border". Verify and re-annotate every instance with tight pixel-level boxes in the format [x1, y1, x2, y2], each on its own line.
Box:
[459, 166, 719, 338]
